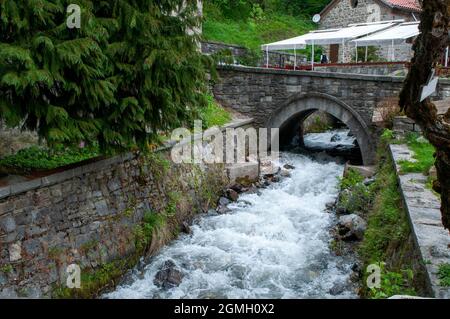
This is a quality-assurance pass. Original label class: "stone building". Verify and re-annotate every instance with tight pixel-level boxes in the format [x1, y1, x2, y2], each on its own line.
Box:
[318, 0, 421, 62]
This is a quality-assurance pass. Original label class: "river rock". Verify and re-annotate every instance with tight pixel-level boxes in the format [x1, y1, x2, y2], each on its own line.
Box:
[329, 282, 346, 295]
[364, 177, 376, 186]
[229, 184, 244, 193]
[216, 205, 231, 214]
[218, 197, 231, 206]
[338, 214, 367, 241]
[181, 222, 191, 235]
[245, 186, 261, 196]
[226, 189, 239, 202]
[153, 260, 184, 289]
[280, 169, 291, 177]
[330, 134, 342, 142]
[260, 160, 280, 176]
[283, 164, 295, 170]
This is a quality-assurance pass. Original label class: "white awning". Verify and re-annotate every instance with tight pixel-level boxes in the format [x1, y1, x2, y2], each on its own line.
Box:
[260, 31, 335, 51]
[261, 20, 403, 51]
[303, 21, 398, 45]
[261, 36, 307, 51]
[351, 22, 420, 46]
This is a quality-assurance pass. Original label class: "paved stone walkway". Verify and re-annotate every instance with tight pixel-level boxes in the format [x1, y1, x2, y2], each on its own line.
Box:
[390, 144, 450, 298]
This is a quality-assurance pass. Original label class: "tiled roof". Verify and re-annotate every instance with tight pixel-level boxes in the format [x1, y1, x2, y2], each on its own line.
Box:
[320, 0, 422, 16]
[383, 0, 422, 12]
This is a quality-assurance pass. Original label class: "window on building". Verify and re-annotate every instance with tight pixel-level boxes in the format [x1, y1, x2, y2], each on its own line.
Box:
[350, 0, 359, 8]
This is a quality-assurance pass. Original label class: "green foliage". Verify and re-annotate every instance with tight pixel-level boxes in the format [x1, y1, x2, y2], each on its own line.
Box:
[203, 2, 315, 52]
[165, 191, 181, 217]
[338, 169, 374, 213]
[352, 46, 381, 62]
[304, 116, 332, 133]
[0, 264, 13, 274]
[381, 129, 395, 143]
[134, 211, 166, 252]
[209, 0, 329, 19]
[0, 0, 211, 153]
[340, 168, 365, 190]
[438, 263, 450, 287]
[199, 94, 231, 128]
[0, 144, 99, 173]
[367, 263, 416, 299]
[359, 155, 408, 263]
[53, 258, 134, 299]
[356, 144, 417, 298]
[399, 133, 435, 174]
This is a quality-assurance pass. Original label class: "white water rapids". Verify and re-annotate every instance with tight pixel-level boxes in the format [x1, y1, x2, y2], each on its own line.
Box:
[105, 130, 357, 299]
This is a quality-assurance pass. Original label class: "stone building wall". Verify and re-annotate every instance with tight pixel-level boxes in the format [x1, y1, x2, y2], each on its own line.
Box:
[319, 0, 417, 62]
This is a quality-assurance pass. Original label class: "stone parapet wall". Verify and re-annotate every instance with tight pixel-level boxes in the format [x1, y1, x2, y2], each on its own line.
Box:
[390, 144, 450, 298]
[201, 41, 248, 59]
[314, 62, 408, 76]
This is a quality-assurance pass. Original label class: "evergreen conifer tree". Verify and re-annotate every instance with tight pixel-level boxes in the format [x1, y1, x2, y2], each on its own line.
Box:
[0, 0, 210, 151]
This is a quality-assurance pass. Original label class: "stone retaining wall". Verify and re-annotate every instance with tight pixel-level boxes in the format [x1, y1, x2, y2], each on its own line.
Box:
[390, 144, 450, 298]
[0, 119, 254, 298]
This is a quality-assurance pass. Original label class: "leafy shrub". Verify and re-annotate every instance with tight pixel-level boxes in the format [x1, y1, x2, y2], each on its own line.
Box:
[337, 169, 374, 214]
[438, 263, 450, 287]
[367, 263, 416, 299]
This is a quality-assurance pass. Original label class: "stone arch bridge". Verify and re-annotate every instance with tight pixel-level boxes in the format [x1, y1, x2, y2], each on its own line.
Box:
[213, 65, 450, 165]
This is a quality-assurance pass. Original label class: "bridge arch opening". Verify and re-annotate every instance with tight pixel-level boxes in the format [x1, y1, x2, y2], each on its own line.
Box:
[267, 93, 374, 165]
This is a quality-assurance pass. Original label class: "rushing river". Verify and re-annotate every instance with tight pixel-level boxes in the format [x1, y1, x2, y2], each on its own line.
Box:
[105, 130, 358, 299]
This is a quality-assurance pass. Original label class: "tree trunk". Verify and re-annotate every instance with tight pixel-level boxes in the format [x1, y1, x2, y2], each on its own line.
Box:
[399, 0, 450, 230]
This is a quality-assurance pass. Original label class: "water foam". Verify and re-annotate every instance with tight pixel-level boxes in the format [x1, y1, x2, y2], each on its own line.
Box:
[105, 149, 356, 299]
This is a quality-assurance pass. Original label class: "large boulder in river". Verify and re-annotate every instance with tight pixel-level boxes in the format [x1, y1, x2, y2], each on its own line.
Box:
[337, 214, 367, 241]
[330, 134, 342, 142]
[154, 260, 184, 289]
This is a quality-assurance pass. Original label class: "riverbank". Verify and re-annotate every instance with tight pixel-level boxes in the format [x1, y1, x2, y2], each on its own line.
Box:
[106, 150, 359, 299]
[331, 133, 447, 298]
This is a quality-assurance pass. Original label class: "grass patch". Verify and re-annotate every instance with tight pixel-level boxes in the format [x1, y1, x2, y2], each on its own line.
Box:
[203, 3, 319, 58]
[134, 211, 167, 252]
[0, 144, 100, 173]
[438, 263, 450, 287]
[0, 264, 13, 274]
[52, 258, 135, 299]
[399, 133, 435, 175]
[356, 138, 417, 298]
[199, 94, 232, 129]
